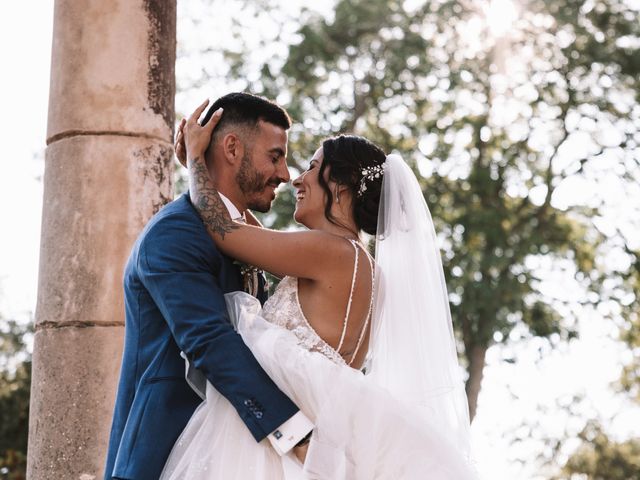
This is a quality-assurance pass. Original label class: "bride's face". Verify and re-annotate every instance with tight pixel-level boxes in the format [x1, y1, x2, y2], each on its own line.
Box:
[292, 147, 329, 228]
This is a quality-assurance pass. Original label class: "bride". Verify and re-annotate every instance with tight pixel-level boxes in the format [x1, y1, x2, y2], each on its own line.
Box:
[160, 101, 477, 479]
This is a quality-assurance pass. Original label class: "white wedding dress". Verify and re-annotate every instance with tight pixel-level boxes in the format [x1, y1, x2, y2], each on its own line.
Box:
[161, 155, 477, 479]
[160, 270, 476, 478]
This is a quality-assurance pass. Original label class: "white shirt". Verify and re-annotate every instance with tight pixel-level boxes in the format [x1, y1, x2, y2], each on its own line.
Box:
[218, 192, 314, 455]
[218, 192, 244, 221]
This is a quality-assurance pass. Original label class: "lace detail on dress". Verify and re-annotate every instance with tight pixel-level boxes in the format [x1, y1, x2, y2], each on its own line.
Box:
[262, 276, 348, 366]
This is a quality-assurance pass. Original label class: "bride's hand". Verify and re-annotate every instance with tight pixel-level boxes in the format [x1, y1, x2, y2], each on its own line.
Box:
[292, 442, 309, 464]
[174, 117, 187, 167]
[182, 99, 224, 165]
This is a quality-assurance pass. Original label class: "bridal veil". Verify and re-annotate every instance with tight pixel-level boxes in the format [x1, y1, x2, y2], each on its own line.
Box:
[368, 154, 472, 460]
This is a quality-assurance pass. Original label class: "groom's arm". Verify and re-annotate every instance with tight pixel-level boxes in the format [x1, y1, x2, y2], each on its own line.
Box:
[138, 210, 305, 443]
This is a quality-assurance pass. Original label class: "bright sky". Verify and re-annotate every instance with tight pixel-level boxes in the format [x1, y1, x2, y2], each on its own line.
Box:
[0, 3, 51, 321]
[0, 2, 638, 479]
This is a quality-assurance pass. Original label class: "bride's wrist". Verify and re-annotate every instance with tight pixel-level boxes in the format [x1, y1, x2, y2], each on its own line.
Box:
[294, 431, 312, 448]
[186, 151, 205, 164]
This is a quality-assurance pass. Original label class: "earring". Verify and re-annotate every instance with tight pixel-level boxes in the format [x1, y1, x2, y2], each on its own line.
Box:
[335, 191, 340, 204]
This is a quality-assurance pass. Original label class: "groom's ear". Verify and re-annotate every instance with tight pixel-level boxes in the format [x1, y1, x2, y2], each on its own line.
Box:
[220, 132, 244, 165]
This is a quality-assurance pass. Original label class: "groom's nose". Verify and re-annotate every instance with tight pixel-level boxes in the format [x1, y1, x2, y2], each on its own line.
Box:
[276, 159, 291, 184]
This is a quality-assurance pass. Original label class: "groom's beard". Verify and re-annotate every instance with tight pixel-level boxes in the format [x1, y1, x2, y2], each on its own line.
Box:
[236, 152, 280, 213]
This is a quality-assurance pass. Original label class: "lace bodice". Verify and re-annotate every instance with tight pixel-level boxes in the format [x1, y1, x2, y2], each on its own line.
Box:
[262, 276, 348, 366]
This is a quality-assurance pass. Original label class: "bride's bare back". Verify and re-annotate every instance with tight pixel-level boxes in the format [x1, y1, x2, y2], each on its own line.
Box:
[296, 239, 374, 369]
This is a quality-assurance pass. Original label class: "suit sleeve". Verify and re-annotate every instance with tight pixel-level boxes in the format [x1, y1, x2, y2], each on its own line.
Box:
[138, 211, 299, 441]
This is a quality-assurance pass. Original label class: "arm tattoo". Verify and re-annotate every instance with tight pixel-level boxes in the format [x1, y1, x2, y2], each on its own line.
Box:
[189, 156, 239, 240]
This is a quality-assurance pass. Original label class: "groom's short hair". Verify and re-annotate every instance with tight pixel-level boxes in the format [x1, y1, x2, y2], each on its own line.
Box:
[201, 92, 291, 146]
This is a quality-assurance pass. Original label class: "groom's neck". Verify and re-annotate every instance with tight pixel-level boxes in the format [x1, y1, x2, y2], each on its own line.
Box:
[207, 159, 247, 214]
[211, 176, 247, 216]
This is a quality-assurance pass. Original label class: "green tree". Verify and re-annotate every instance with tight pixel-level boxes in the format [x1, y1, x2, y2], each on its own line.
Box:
[555, 421, 640, 479]
[179, 0, 639, 422]
[217, 0, 640, 421]
[554, 254, 640, 479]
[0, 318, 32, 480]
[619, 252, 640, 403]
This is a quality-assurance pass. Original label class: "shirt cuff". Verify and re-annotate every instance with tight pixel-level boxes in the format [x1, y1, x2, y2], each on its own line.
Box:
[268, 411, 314, 456]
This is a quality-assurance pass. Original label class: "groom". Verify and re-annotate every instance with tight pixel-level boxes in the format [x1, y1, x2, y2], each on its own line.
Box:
[104, 92, 312, 480]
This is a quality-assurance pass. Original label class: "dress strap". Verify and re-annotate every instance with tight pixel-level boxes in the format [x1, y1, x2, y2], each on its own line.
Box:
[335, 240, 360, 354]
[335, 239, 376, 366]
[348, 242, 375, 366]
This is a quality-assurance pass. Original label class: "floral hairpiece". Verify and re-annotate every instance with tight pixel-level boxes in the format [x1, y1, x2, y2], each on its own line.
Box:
[357, 164, 384, 197]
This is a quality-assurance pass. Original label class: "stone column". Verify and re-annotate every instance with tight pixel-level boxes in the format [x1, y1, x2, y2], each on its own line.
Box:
[27, 1, 176, 478]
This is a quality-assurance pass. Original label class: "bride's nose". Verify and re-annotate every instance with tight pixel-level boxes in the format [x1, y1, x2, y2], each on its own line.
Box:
[292, 172, 304, 187]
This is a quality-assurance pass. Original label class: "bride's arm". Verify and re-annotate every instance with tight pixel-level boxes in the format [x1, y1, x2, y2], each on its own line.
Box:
[183, 100, 351, 280]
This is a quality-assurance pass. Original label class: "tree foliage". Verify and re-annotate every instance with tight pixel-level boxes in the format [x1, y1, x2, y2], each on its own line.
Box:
[209, 0, 640, 421]
[0, 319, 32, 480]
[555, 421, 640, 479]
[618, 253, 640, 402]
[557, 226, 640, 477]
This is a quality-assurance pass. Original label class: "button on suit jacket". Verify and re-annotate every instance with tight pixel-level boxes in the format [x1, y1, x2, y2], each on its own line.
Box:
[104, 193, 298, 480]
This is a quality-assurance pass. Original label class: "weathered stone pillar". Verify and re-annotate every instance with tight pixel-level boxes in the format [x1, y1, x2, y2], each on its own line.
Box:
[27, 1, 176, 478]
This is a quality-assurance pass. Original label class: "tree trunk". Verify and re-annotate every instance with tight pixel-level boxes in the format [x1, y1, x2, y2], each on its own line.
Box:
[465, 344, 487, 422]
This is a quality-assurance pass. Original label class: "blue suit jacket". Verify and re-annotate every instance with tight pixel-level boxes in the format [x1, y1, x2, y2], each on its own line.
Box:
[104, 194, 298, 480]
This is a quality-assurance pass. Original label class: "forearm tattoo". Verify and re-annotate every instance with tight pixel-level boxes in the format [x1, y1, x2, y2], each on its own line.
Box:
[189, 156, 239, 240]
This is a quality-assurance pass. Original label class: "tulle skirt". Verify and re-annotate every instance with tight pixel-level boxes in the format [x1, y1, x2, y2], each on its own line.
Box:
[160, 292, 477, 479]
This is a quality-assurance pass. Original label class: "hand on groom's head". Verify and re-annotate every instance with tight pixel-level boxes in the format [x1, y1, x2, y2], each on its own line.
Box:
[175, 117, 187, 167]
[175, 99, 224, 167]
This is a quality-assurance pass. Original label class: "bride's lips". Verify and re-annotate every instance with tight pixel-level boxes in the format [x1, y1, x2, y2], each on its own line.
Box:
[295, 190, 305, 202]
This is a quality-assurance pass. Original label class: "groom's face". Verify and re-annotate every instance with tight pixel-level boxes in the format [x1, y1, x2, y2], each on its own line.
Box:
[236, 120, 290, 213]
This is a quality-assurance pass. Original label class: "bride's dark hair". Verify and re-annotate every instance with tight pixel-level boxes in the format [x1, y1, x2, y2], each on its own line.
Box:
[319, 135, 386, 235]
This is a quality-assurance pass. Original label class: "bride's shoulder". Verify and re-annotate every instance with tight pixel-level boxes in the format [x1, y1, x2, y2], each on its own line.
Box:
[295, 231, 364, 284]
[256, 229, 358, 282]
[306, 231, 357, 259]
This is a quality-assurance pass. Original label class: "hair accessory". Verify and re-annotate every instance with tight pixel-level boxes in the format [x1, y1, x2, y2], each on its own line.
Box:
[357, 164, 384, 197]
